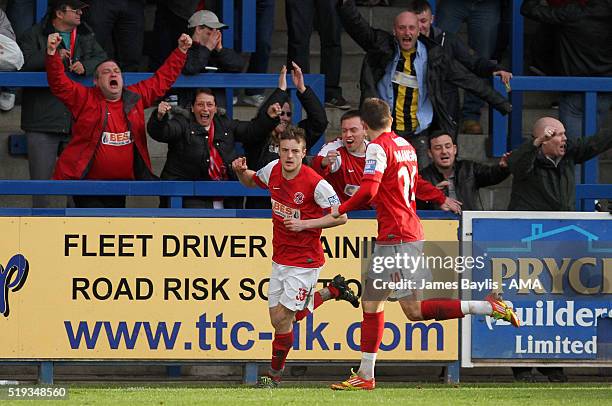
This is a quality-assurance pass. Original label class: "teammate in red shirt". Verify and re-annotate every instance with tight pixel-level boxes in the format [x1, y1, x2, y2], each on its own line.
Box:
[232, 126, 359, 388]
[330, 98, 519, 391]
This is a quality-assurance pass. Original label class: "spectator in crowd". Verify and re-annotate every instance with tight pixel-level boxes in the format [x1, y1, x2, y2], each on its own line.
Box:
[84, 0, 145, 72]
[435, 0, 502, 135]
[312, 111, 462, 212]
[0, 8, 23, 111]
[417, 130, 510, 211]
[286, 0, 350, 109]
[45, 32, 192, 208]
[6, 0, 35, 38]
[241, 0, 275, 108]
[18, 0, 106, 208]
[147, 88, 281, 209]
[312, 110, 370, 208]
[148, 0, 201, 71]
[337, 0, 511, 168]
[508, 116, 612, 212]
[407, 0, 512, 134]
[239, 63, 328, 209]
[521, 0, 612, 139]
[180, 10, 244, 109]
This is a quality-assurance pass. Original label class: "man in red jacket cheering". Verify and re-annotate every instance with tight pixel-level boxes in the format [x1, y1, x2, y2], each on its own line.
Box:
[45, 32, 192, 207]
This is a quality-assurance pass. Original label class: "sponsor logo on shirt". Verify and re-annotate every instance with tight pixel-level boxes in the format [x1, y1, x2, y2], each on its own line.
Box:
[271, 198, 301, 220]
[293, 192, 304, 205]
[101, 131, 132, 146]
[364, 159, 377, 174]
[328, 195, 341, 206]
[344, 184, 360, 197]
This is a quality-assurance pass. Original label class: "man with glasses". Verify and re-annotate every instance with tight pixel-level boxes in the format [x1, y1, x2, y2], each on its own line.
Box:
[18, 0, 107, 208]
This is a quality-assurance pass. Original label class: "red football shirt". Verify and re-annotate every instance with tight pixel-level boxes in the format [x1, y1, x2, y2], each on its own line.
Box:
[312, 139, 369, 208]
[86, 100, 135, 180]
[253, 160, 341, 268]
[358, 131, 423, 242]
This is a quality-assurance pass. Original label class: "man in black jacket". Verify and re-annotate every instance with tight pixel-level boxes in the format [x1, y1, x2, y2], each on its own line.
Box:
[337, 0, 512, 168]
[179, 10, 245, 108]
[148, 88, 281, 208]
[408, 0, 513, 135]
[418, 130, 510, 211]
[508, 116, 612, 211]
[18, 0, 107, 208]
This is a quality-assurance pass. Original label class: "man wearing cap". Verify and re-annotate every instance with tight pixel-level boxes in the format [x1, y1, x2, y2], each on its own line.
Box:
[180, 10, 244, 109]
[45, 32, 192, 207]
[18, 0, 107, 208]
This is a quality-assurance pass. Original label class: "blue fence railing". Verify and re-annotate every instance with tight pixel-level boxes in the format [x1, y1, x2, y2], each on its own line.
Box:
[576, 184, 612, 212]
[490, 76, 612, 188]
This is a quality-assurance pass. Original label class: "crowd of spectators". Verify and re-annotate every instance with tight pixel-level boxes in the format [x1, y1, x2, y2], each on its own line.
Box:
[0, 0, 610, 217]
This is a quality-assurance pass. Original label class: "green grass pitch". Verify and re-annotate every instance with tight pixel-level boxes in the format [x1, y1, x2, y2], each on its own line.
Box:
[3, 383, 611, 405]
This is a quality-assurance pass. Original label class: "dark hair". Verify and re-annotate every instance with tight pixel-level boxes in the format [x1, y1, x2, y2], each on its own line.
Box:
[93, 59, 120, 80]
[405, 0, 432, 14]
[427, 130, 455, 149]
[340, 109, 361, 123]
[192, 88, 216, 105]
[360, 98, 392, 131]
[279, 125, 306, 147]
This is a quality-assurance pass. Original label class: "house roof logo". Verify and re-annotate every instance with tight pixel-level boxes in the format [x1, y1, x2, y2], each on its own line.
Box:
[485, 223, 612, 254]
[1, 254, 29, 318]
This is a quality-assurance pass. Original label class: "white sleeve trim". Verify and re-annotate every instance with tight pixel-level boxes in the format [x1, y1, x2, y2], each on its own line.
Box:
[255, 159, 278, 186]
[314, 179, 341, 208]
[364, 143, 387, 175]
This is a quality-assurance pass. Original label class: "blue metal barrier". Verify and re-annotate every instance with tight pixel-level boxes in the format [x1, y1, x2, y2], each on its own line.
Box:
[576, 184, 612, 212]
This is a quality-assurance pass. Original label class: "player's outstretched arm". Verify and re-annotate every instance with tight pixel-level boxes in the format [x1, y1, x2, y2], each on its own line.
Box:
[283, 211, 347, 232]
[231, 157, 257, 188]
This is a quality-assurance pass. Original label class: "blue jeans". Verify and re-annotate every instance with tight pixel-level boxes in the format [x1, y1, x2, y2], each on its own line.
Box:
[559, 92, 612, 139]
[6, 0, 35, 38]
[245, 0, 275, 96]
[436, 0, 501, 121]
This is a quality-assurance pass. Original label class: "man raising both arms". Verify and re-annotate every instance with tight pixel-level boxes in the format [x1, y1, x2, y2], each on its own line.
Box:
[331, 98, 519, 391]
[232, 126, 359, 388]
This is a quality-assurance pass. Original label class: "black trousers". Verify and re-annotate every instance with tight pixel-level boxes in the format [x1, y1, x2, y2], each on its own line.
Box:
[285, 0, 343, 100]
[86, 0, 145, 72]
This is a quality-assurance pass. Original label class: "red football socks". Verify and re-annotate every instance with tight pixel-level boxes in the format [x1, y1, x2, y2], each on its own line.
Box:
[420, 299, 464, 320]
[270, 330, 294, 372]
[294, 291, 324, 322]
[360, 311, 385, 353]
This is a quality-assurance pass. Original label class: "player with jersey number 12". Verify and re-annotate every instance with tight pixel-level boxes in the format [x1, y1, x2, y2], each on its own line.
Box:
[330, 98, 520, 391]
[232, 125, 360, 388]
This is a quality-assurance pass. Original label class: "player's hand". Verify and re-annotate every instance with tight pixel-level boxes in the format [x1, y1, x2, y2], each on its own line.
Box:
[534, 126, 555, 147]
[321, 150, 339, 168]
[441, 197, 462, 215]
[493, 70, 513, 90]
[290, 61, 306, 93]
[178, 33, 193, 53]
[47, 33, 62, 55]
[284, 217, 307, 232]
[157, 101, 172, 119]
[499, 151, 511, 168]
[331, 205, 341, 219]
[231, 157, 248, 173]
[69, 60, 85, 75]
[267, 102, 282, 119]
[435, 180, 449, 190]
[278, 65, 287, 91]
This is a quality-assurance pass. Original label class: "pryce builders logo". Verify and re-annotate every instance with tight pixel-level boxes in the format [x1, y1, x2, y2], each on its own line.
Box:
[0, 254, 29, 317]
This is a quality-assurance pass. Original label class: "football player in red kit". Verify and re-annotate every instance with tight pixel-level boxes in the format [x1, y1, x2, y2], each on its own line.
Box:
[330, 98, 519, 391]
[233, 126, 358, 388]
